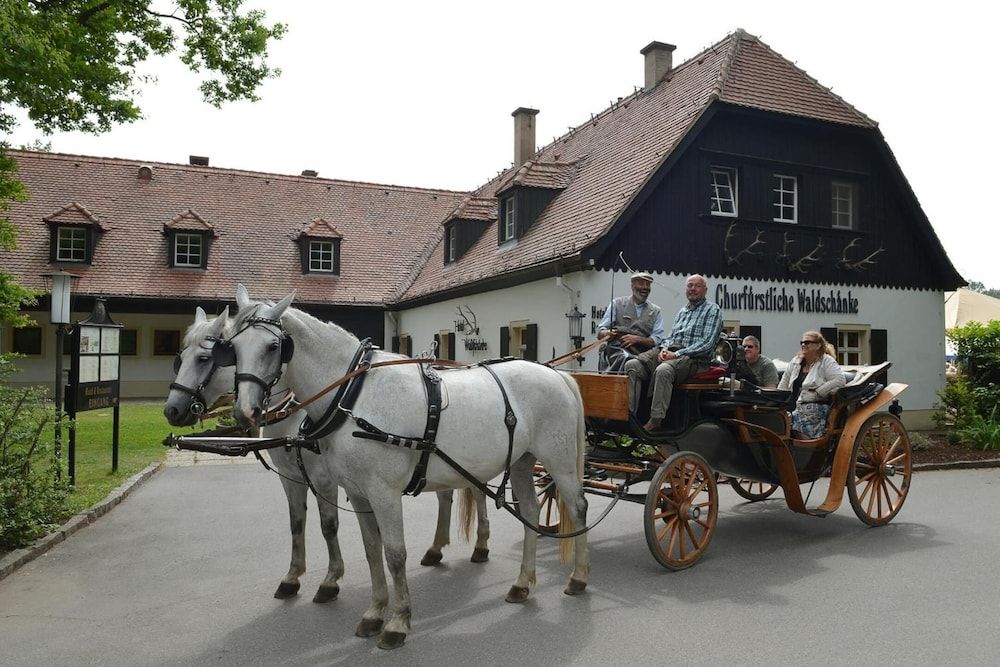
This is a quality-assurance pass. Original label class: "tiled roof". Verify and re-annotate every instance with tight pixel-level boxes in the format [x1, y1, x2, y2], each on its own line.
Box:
[398, 29, 877, 303]
[4, 152, 466, 306]
[445, 196, 497, 224]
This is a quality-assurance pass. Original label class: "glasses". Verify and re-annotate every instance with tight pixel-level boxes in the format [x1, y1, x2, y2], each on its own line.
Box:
[800, 340, 818, 346]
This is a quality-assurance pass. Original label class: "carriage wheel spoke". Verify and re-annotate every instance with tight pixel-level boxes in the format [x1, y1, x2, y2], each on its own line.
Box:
[884, 434, 902, 460]
[682, 519, 700, 549]
[884, 476, 904, 498]
[857, 477, 875, 503]
[658, 516, 678, 544]
[657, 489, 680, 509]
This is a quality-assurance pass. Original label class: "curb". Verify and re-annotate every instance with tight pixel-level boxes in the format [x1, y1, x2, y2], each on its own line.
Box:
[913, 458, 1000, 472]
[0, 462, 164, 582]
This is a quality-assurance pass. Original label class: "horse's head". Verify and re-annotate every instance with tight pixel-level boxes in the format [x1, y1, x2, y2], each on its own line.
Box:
[163, 306, 232, 426]
[226, 284, 296, 428]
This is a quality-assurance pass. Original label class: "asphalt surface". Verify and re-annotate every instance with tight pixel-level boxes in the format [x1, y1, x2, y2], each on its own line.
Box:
[2, 463, 999, 666]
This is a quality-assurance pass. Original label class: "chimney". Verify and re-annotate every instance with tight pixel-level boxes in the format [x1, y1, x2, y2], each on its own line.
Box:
[511, 107, 539, 168]
[301, 169, 318, 177]
[640, 41, 676, 91]
[189, 155, 209, 167]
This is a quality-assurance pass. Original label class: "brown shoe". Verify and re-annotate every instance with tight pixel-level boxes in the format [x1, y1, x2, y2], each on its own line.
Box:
[643, 419, 663, 432]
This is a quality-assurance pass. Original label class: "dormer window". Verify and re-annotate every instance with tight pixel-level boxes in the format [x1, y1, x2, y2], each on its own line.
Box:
[44, 202, 105, 265]
[500, 195, 516, 242]
[164, 209, 216, 269]
[444, 224, 458, 264]
[298, 218, 342, 275]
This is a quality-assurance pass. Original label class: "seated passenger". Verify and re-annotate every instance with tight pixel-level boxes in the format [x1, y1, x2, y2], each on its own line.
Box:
[596, 272, 664, 373]
[625, 274, 722, 431]
[778, 331, 846, 439]
[741, 335, 778, 388]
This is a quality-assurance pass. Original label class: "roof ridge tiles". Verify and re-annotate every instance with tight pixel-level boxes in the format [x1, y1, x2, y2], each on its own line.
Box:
[7, 149, 469, 196]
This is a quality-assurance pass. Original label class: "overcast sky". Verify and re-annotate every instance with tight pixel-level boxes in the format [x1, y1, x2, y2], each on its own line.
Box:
[9, 1, 997, 287]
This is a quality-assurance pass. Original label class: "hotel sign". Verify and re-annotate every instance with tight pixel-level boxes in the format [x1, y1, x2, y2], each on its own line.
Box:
[715, 285, 860, 315]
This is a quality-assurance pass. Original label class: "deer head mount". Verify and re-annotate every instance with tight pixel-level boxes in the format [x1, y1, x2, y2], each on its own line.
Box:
[837, 238, 886, 271]
[454, 305, 479, 336]
[723, 222, 766, 266]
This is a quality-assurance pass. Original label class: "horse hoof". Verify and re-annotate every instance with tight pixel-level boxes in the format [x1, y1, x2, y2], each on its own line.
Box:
[420, 550, 443, 566]
[355, 618, 384, 638]
[312, 584, 340, 603]
[273, 582, 300, 599]
[564, 578, 588, 596]
[470, 548, 490, 563]
[505, 585, 530, 603]
[377, 630, 407, 650]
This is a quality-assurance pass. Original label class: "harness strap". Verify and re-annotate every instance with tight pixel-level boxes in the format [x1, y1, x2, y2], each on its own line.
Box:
[479, 363, 517, 509]
[403, 364, 442, 496]
[299, 340, 375, 440]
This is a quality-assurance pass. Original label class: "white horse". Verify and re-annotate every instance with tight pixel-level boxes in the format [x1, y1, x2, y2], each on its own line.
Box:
[163, 307, 491, 604]
[226, 286, 590, 650]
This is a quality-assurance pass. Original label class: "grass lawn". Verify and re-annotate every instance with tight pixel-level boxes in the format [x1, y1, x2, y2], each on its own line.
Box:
[63, 401, 179, 513]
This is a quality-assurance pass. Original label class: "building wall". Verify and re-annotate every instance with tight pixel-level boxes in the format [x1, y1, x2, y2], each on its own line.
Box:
[394, 269, 944, 429]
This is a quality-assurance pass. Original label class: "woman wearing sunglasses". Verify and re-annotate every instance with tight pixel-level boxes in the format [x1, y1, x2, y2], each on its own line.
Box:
[777, 330, 846, 438]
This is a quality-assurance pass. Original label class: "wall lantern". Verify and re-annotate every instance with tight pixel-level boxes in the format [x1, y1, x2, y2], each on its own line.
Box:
[566, 305, 586, 366]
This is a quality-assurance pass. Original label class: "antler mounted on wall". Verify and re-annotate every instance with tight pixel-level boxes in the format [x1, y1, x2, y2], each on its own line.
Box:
[455, 305, 479, 336]
[723, 222, 766, 266]
[837, 238, 886, 271]
[787, 239, 824, 274]
[776, 233, 795, 265]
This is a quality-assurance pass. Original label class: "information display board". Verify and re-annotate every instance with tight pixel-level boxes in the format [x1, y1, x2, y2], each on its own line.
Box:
[67, 303, 123, 412]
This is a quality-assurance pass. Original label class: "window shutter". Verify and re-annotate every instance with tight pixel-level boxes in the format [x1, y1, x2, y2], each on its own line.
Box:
[391, 336, 400, 353]
[85, 227, 96, 264]
[49, 225, 58, 263]
[433, 333, 440, 358]
[500, 327, 510, 357]
[200, 233, 209, 269]
[525, 323, 538, 361]
[332, 239, 341, 276]
[167, 232, 176, 268]
[821, 327, 838, 355]
[298, 237, 310, 274]
[447, 332, 456, 361]
[871, 329, 888, 364]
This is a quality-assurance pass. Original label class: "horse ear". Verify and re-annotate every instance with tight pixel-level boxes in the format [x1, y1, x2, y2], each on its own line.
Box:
[236, 284, 251, 311]
[195, 306, 207, 323]
[208, 306, 229, 337]
[270, 292, 296, 319]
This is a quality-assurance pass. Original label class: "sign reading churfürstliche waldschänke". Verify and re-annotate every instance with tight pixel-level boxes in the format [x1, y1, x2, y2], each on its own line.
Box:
[714, 284, 860, 314]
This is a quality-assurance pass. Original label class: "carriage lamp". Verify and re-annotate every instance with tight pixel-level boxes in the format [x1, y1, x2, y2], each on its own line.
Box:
[566, 306, 586, 365]
[41, 270, 80, 483]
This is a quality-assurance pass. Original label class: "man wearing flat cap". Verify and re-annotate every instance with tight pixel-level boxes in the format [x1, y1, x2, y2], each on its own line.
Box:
[596, 271, 664, 373]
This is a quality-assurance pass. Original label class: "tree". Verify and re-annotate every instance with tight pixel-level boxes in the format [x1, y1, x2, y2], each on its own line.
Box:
[967, 280, 1000, 300]
[0, 0, 286, 324]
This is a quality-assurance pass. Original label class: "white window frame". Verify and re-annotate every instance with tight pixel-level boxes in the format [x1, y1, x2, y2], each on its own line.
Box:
[710, 167, 738, 217]
[173, 233, 203, 268]
[836, 325, 870, 366]
[447, 225, 457, 263]
[57, 226, 88, 262]
[309, 240, 335, 273]
[772, 174, 798, 223]
[831, 181, 855, 229]
[501, 196, 516, 242]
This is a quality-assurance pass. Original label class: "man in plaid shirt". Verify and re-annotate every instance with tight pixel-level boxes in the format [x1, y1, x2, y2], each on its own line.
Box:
[624, 274, 723, 431]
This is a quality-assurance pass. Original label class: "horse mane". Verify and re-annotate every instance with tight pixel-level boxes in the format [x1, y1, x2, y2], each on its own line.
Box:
[182, 317, 220, 348]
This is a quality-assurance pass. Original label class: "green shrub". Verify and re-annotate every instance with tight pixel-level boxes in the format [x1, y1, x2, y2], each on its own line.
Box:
[0, 354, 71, 551]
[956, 406, 1000, 451]
[947, 320, 1000, 419]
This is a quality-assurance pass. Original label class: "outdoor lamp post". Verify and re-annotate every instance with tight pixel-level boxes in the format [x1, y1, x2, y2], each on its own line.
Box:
[42, 271, 78, 482]
[566, 305, 586, 366]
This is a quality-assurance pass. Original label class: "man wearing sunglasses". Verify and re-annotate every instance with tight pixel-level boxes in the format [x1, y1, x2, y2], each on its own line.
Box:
[741, 335, 778, 388]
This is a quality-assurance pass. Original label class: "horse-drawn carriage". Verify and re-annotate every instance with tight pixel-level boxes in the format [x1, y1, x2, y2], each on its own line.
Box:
[537, 336, 913, 570]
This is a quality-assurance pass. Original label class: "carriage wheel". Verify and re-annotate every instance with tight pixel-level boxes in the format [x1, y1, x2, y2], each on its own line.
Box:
[847, 413, 912, 526]
[729, 478, 779, 502]
[644, 452, 718, 570]
[533, 470, 561, 533]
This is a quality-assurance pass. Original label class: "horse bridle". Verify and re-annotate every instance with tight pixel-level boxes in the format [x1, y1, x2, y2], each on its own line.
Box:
[213, 313, 295, 405]
[169, 337, 226, 417]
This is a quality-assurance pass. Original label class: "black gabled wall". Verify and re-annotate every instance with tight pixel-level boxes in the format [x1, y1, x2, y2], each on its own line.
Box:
[590, 105, 961, 290]
[498, 186, 561, 243]
[447, 219, 491, 263]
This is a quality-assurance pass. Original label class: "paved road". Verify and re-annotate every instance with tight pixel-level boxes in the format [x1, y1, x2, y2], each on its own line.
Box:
[2, 463, 999, 666]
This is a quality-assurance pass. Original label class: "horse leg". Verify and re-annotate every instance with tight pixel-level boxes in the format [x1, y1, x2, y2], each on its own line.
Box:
[420, 490, 452, 566]
[312, 478, 345, 603]
[368, 494, 412, 650]
[470, 488, 490, 563]
[351, 495, 390, 640]
[273, 477, 307, 599]
[505, 455, 540, 603]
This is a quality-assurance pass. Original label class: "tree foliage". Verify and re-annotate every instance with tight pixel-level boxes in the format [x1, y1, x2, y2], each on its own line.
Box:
[0, 0, 285, 324]
[967, 281, 1000, 299]
[937, 320, 1000, 448]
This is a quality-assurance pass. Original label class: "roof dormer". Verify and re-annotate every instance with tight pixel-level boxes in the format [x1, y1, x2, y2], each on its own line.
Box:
[494, 159, 579, 244]
[163, 209, 218, 269]
[443, 197, 496, 264]
[298, 218, 343, 275]
[44, 202, 106, 265]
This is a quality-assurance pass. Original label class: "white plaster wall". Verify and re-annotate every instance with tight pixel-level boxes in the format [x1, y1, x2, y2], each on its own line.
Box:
[394, 270, 945, 423]
[3, 311, 203, 400]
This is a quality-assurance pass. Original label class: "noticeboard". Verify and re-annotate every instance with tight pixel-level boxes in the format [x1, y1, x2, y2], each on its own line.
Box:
[67, 301, 123, 413]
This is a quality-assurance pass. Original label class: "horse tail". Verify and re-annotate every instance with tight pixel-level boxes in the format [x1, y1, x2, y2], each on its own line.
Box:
[556, 370, 587, 564]
[458, 487, 476, 542]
